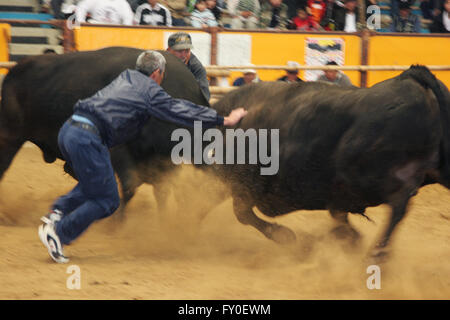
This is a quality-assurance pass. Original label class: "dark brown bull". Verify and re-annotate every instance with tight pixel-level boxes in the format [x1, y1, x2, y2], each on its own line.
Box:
[211, 65, 450, 259]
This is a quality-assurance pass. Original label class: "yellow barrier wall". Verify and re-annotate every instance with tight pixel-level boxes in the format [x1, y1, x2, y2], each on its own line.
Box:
[0, 23, 10, 75]
[74, 26, 166, 51]
[368, 35, 450, 88]
[219, 32, 361, 86]
[73, 27, 450, 88]
[74, 26, 209, 51]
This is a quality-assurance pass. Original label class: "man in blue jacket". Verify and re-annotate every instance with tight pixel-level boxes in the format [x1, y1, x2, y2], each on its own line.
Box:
[38, 50, 247, 263]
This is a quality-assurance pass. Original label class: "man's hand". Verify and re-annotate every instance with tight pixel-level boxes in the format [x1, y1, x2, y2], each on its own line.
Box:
[223, 107, 247, 126]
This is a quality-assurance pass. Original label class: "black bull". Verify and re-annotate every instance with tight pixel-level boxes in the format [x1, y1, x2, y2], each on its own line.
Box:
[0, 47, 209, 212]
[210, 66, 450, 258]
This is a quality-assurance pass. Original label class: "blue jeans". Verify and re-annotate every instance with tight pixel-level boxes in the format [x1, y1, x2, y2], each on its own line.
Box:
[52, 120, 120, 245]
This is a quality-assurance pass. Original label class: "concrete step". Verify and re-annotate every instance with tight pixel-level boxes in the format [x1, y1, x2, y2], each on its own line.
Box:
[0, 0, 39, 7]
[0, 0, 39, 13]
[11, 26, 61, 45]
[9, 43, 63, 56]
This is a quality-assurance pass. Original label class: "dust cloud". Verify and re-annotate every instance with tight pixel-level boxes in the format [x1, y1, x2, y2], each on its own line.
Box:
[0, 144, 449, 299]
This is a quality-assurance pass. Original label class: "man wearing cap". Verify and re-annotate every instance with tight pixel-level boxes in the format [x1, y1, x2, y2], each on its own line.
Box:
[232, 67, 259, 86]
[316, 61, 353, 87]
[277, 61, 304, 82]
[167, 32, 210, 101]
[37, 50, 247, 263]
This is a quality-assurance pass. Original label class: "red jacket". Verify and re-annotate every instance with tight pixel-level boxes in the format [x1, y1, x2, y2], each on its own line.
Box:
[307, 0, 326, 24]
[291, 16, 321, 31]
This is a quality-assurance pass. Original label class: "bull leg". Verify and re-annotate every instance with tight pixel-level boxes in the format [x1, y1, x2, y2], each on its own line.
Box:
[117, 169, 141, 218]
[153, 181, 171, 216]
[110, 149, 142, 219]
[233, 195, 296, 245]
[329, 210, 361, 244]
[0, 138, 24, 181]
[371, 194, 410, 261]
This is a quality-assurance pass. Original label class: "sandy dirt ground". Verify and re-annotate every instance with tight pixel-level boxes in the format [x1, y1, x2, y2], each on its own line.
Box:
[0, 144, 449, 300]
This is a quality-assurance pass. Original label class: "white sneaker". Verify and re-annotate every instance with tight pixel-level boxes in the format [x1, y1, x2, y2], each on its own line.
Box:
[38, 223, 69, 263]
[40, 209, 63, 224]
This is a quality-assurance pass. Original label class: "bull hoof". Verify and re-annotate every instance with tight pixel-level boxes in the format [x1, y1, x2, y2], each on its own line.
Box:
[267, 224, 297, 245]
[331, 225, 361, 244]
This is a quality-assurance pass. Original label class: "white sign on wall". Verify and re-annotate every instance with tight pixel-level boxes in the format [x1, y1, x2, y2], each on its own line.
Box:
[217, 33, 252, 67]
[305, 38, 345, 81]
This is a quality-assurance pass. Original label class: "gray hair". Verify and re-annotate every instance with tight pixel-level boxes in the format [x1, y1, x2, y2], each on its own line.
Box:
[135, 50, 166, 76]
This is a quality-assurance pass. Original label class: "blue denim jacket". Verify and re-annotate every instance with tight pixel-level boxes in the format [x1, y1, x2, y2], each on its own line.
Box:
[74, 69, 223, 147]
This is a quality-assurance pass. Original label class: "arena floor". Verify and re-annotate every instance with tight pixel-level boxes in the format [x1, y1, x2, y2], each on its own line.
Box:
[0, 144, 449, 300]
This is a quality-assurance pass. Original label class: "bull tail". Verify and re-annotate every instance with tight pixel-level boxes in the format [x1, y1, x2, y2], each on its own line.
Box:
[400, 65, 450, 185]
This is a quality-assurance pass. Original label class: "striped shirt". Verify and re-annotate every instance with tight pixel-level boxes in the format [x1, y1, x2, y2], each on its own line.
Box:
[134, 3, 172, 26]
[236, 0, 256, 12]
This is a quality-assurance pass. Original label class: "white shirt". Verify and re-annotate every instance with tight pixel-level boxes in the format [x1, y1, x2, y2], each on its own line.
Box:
[444, 12, 450, 32]
[344, 12, 357, 33]
[76, 0, 134, 25]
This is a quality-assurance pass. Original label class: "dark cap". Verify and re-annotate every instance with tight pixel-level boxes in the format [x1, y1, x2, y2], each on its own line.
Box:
[326, 61, 338, 66]
[168, 32, 193, 50]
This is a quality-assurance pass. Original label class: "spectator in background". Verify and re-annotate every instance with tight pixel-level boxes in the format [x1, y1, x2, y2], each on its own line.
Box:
[233, 67, 260, 86]
[332, 0, 360, 32]
[390, 1, 421, 32]
[420, 0, 441, 20]
[166, 32, 211, 101]
[307, 0, 326, 25]
[430, 0, 450, 32]
[206, 0, 223, 24]
[134, 0, 173, 26]
[391, 0, 415, 18]
[277, 61, 304, 82]
[320, 0, 340, 30]
[228, 0, 261, 29]
[186, 0, 197, 12]
[191, 0, 219, 27]
[291, 7, 322, 30]
[75, 0, 134, 25]
[259, 0, 290, 29]
[160, 0, 189, 25]
[316, 61, 353, 87]
[285, 0, 308, 19]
